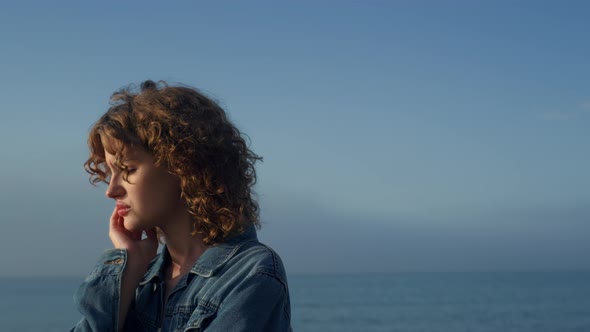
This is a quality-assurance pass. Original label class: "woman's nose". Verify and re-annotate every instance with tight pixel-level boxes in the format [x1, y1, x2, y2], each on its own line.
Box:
[105, 176, 125, 199]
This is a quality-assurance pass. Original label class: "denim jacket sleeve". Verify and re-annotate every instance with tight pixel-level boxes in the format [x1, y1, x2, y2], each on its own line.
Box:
[70, 249, 130, 332]
[199, 272, 291, 332]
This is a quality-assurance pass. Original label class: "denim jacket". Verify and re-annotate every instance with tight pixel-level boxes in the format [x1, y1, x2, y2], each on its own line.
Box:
[71, 227, 292, 332]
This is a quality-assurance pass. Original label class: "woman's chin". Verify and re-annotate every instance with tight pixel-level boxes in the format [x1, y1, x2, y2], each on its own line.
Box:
[123, 219, 145, 233]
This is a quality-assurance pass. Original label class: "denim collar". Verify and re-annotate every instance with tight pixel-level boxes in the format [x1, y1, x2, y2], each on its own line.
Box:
[140, 226, 258, 284]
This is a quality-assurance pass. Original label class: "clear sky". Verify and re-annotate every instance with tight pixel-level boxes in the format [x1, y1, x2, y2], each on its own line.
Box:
[1, 1, 588, 276]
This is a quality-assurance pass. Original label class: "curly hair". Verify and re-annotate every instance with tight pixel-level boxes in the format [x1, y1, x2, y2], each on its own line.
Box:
[84, 80, 262, 245]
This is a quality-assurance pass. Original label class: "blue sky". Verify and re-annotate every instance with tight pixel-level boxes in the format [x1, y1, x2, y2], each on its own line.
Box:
[0, 1, 589, 276]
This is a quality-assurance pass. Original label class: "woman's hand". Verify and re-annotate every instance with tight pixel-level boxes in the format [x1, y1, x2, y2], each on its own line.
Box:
[109, 206, 158, 268]
[108, 206, 159, 331]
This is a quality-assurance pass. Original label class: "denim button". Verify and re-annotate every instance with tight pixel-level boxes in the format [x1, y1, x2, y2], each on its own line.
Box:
[104, 258, 124, 265]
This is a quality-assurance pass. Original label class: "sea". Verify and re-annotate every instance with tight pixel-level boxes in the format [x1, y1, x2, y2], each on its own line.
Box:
[1, 271, 589, 331]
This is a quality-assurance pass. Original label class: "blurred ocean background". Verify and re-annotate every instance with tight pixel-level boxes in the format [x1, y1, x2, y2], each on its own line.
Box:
[1, 271, 589, 332]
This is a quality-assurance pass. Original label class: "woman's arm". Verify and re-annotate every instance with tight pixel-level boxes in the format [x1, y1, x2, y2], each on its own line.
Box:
[109, 207, 158, 330]
[71, 208, 158, 332]
[70, 249, 128, 332]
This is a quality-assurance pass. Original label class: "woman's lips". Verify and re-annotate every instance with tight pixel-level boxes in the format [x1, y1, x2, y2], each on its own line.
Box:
[116, 203, 130, 217]
[117, 208, 130, 217]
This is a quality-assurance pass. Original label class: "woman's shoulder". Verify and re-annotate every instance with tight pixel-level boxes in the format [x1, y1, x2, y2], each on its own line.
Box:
[229, 240, 288, 283]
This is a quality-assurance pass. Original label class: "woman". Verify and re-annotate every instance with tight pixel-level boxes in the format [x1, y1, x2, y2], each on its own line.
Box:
[71, 80, 292, 331]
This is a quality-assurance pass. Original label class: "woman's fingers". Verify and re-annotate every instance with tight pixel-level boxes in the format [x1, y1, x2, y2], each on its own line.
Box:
[109, 206, 119, 229]
[109, 206, 134, 248]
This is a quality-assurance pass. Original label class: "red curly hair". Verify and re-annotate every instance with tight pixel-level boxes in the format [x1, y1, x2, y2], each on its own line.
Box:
[84, 80, 262, 245]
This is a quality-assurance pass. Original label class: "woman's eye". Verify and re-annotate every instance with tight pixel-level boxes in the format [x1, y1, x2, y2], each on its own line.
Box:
[117, 164, 134, 172]
[126, 168, 137, 174]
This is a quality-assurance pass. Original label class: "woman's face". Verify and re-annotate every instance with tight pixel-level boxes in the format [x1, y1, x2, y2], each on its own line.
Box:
[103, 142, 185, 232]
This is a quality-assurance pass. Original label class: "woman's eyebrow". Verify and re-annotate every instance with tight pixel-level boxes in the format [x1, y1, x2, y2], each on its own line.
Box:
[108, 156, 139, 164]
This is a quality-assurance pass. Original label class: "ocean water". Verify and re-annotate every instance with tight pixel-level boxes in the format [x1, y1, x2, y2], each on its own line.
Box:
[1, 272, 589, 331]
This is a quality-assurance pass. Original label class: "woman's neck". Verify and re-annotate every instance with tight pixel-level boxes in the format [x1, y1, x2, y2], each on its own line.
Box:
[160, 220, 208, 279]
